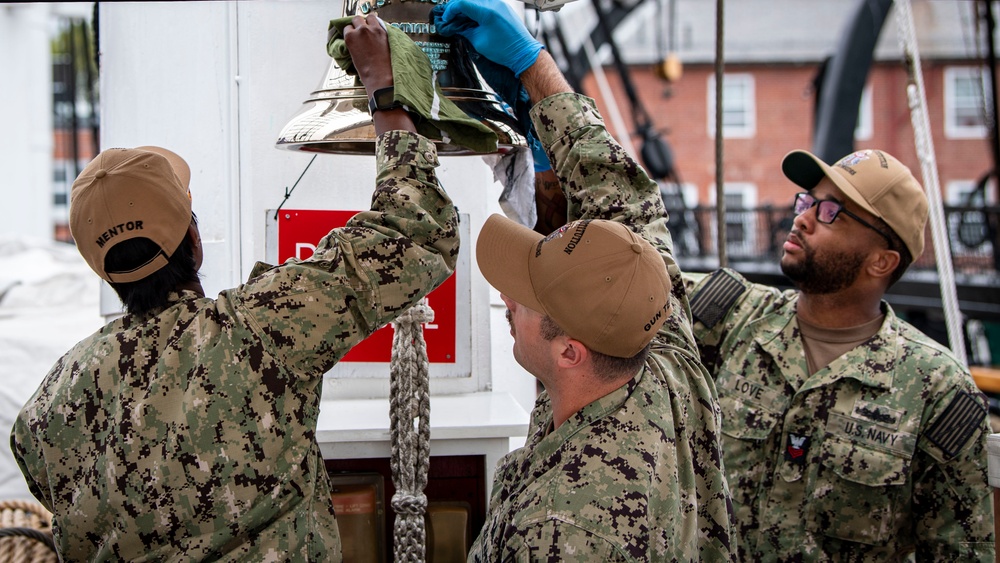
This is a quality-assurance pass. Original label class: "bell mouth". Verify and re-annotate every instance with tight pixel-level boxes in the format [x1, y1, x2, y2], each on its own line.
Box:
[276, 83, 526, 156]
[275, 0, 529, 157]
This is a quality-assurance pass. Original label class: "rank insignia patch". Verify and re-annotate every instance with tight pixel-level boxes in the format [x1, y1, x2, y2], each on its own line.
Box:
[785, 433, 810, 464]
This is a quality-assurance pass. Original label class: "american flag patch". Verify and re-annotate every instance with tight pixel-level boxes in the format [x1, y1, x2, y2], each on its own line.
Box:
[926, 391, 987, 459]
[691, 269, 747, 329]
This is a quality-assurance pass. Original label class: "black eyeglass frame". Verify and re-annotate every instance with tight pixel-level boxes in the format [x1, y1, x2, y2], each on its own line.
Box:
[793, 192, 895, 250]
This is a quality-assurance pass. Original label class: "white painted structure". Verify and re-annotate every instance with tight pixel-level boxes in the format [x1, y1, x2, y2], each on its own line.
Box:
[1, 4, 55, 240]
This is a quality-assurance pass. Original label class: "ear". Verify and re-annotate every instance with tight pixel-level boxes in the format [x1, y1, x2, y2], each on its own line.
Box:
[866, 248, 900, 281]
[553, 336, 588, 370]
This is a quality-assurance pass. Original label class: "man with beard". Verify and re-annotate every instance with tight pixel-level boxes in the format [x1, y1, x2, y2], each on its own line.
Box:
[685, 149, 994, 560]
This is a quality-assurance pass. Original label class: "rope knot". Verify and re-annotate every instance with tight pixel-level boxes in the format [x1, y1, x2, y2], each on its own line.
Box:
[394, 301, 435, 328]
[391, 492, 428, 516]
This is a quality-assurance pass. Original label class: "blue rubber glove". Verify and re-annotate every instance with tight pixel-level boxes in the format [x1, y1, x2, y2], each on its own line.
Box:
[432, 0, 543, 77]
[453, 36, 550, 171]
[527, 129, 551, 172]
[470, 44, 550, 171]
[464, 44, 524, 117]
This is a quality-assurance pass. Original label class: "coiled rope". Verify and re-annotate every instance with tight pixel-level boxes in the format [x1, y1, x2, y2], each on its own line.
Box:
[0, 500, 57, 563]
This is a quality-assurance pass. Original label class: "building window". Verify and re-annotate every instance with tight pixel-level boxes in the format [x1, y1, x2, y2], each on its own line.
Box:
[709, 183, 758, 256]
[945, 66, 988, 139]
[946, 180, 994, 258]
[708, 74, 756, 138]
[855, 84, 873, 141]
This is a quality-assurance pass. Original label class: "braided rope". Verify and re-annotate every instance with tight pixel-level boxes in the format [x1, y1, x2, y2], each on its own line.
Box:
[389, 301, 433, 562]
[0, 499, 57, 563]
[894, 0, 968, 365]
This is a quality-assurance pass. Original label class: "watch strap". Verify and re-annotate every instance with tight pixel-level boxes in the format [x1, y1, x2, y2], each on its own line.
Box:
[368, 86, 402, 114]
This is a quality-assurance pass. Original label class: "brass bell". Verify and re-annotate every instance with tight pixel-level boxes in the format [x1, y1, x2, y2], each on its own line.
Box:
[275, 0, 527, 155]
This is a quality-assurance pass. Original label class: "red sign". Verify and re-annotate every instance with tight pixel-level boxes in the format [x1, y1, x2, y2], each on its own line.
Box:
[277, 209, 456, 364]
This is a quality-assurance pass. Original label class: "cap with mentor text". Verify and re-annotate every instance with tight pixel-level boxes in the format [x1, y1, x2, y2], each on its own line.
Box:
[69, 146, 192, 283]
[781, 149, 928, 259]
[476, 214, 672, 358]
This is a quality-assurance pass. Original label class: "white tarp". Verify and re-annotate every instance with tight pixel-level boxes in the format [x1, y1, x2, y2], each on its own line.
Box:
[0, 236, 102, 502]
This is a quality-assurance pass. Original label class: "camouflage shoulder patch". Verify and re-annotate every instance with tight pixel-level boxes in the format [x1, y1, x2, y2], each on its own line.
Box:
[690, 269, 747, 329]
[926, 391, 987, 459]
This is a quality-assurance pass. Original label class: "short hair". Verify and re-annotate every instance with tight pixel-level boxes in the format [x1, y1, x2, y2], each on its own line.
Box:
[105, 216, 200, 315]
[540, 315, 650, 381]
[875, 216, 913, 287]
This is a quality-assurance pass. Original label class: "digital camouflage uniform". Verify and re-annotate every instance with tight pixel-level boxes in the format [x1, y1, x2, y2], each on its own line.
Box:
[11, 131, 458, 562]
[467, 93, 736, 562]
[687, 268, 995, 561]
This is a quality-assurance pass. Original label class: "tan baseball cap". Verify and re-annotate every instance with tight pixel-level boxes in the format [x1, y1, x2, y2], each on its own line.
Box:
[69, 146, 192, 283]
[781, 149, 928, 259]
[477, 214, 672, 358]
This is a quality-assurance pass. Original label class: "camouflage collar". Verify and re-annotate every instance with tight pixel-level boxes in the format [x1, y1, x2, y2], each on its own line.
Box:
[751, 296, 898, 392]
[166, 288, 203, 303]
[532, 370, 645, 458]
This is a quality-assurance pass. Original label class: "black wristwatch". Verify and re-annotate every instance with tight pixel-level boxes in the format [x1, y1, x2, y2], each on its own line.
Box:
[368, 86, 402, 114]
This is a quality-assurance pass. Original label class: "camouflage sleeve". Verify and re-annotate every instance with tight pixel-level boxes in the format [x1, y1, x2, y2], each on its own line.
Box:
[531, 93, 697, 352]
[682, 271, 710, 293]
[10, 415, 52, 513]
[234, 131, 458, 377]
[686, 269, 785, 374]
[530, 93, 672, 260]
[912, 371, 995, 559]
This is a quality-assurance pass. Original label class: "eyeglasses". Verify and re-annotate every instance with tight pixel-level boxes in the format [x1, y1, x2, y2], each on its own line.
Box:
[793, 192, 894, 250]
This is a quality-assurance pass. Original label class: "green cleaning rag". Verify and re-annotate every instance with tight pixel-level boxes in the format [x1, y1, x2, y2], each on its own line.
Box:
[328, 16, 498, 154]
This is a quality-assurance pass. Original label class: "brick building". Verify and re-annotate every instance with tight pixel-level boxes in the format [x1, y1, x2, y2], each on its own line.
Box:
[551, 0, 998, 358]
[583, 61, 993, 213]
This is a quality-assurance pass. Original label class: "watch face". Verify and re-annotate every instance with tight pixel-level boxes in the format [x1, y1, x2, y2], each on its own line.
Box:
[375, 89, 394, 108]
[370, 87, 397, 113]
